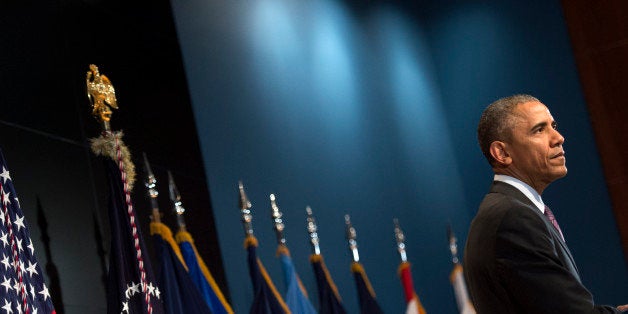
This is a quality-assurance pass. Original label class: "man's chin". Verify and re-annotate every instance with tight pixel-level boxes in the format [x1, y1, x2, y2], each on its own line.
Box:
[553, 167, 568, 180]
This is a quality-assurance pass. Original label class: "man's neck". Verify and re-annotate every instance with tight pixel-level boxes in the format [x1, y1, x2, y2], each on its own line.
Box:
[494, 174, 545, 213]
[493, 169, 547, 194]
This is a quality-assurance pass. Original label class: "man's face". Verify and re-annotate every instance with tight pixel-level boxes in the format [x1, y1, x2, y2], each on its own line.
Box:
[505, 101, 567, 190]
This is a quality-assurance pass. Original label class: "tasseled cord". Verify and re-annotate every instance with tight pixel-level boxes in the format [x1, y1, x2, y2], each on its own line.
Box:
[90, 131, 136, 189]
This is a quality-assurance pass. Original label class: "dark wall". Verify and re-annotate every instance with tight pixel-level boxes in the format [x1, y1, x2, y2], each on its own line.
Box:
[172, 0, 628, 312]
[1, 0, 225, 312]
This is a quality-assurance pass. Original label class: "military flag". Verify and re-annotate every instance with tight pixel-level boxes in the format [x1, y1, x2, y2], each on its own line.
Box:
[344, 215, 384, 314]
[0, 150, 56, 314]
[94, 135, 165, 314]
[269, 195, 317, 314]
[87, 64, 164, 314]
[142, 156, 211, 314]
[168, 171, 233, 314]
[393, 219, 426, 314]
[306, 207, 346, 314]
[239, 183, 290, 314]
[447, 226, 475, 314]
[151, 223, 211, 314]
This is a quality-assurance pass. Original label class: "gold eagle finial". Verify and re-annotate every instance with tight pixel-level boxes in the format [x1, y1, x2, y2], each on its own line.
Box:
[86, 64, 118, 131]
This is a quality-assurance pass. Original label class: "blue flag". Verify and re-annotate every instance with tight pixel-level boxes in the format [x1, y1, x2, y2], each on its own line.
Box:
[95, 133, 165, 314]
[351, 262, 384, 314]
[151, 222, 212, 314]
[277, 245, 317, 314]
[245, 236, 290, 314]
[0, 149, 56, 314]
[176, 229, 233, 314]
[310, 255, 346, 314]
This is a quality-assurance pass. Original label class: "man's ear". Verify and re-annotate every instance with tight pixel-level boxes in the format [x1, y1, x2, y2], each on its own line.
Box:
[489, 141, 511, 166]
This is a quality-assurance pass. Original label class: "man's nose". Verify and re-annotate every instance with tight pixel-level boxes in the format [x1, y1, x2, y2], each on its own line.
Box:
[552, 129, 565, 146]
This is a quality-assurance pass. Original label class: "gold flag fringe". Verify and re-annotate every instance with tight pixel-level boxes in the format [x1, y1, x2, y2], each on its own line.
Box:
[244, 235, 259, 249]
[276, 244, 309, 299]
[351, 261, 377, 298]
[150, 222, 188, 271]
[175, 230, 235, 314]
[309, 254, 343, 301]
[397, 261, 411, 275]
[90, 131, 136, 189]
[276, 244, 291, 257]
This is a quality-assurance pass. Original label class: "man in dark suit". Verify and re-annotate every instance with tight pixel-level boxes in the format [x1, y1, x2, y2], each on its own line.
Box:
[464, 94, 627, 313]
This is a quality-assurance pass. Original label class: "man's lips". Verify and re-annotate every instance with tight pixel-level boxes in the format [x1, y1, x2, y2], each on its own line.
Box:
[550, 151, 565, 159]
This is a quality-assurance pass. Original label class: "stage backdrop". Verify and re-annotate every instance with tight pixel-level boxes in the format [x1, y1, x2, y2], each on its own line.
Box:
[171, 0, 628, 312]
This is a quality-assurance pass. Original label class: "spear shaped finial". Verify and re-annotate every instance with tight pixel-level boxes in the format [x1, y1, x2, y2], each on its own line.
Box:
[239, 181, 254, 237]
[168, 171, 186, 230]
[447, 224, 459, 264]
[345, 214, 359, 263]
[270, 194, 286, 245]
[306, 206, 321, 255]
[143, 153, 161, 222]
[393, 218, 408, 262]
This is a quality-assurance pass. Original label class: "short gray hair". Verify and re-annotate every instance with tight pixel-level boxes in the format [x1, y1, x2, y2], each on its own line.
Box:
[477, 94, 540, 166]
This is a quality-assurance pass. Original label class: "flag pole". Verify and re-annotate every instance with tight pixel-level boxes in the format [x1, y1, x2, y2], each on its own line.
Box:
[143, 153, 161, 223]
[87, 64, 162, 314]
[269, 194, 317, 314]
[86, 64, 136, 188]
[238, 182, 291, 314]
[393, 218, 408, 263]
[447, 225, 459, 264]
[168, 171, 187, 232]
[169, 172, 233, 313]
[239, 181, 255, 239]
[270, 194, 287, 247]
[447, 225, 476, 314]
[305, 206, 321, 256]
[307, 207, 347, 314]
[394, 219, 427, 314]
[344, 215, 360, 263]
[345, 214, 384, 314]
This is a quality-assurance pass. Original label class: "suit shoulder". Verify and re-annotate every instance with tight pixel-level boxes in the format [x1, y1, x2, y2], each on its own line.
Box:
[470, 192, 546, 239]
[473, 193, 524, 221]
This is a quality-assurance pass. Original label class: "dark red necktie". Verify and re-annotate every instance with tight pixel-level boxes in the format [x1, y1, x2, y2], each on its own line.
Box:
[544, 205, 565, 242]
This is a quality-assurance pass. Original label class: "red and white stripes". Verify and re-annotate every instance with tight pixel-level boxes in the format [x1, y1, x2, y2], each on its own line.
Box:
[0, 183, 29, 314]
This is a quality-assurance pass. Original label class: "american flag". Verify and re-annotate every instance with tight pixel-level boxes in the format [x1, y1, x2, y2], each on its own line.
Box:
[0, 150, 56, 314]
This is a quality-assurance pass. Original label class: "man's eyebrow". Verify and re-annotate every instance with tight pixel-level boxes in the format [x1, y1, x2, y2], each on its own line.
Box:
[530, 121, 548, 131]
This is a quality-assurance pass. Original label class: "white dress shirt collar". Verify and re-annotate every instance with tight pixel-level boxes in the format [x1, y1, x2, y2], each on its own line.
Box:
[494, 174, 545, 214]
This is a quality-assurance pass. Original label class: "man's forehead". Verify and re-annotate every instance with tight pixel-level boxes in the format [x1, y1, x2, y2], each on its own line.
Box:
[513, 101, 553, 120]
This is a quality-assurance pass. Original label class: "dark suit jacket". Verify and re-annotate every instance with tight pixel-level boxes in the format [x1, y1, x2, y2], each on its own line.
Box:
[463, 181, 619, 313]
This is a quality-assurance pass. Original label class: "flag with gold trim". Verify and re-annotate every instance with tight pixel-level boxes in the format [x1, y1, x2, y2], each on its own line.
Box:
[151, 222, 212, 314]
[398, 262, 426, 314]
[447, 225, 475, 314]
[450, 263, 475, 314]
[310, 255, 346, 314]
[277, 245, 316, 314]
[176, 230, 233, 314]
[246, 236, 291, 314]
[94, 133, 165, 314]
[166, 170, 233, 314]
[393, 220, 426, 314]
[351, 262, 384, 314]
